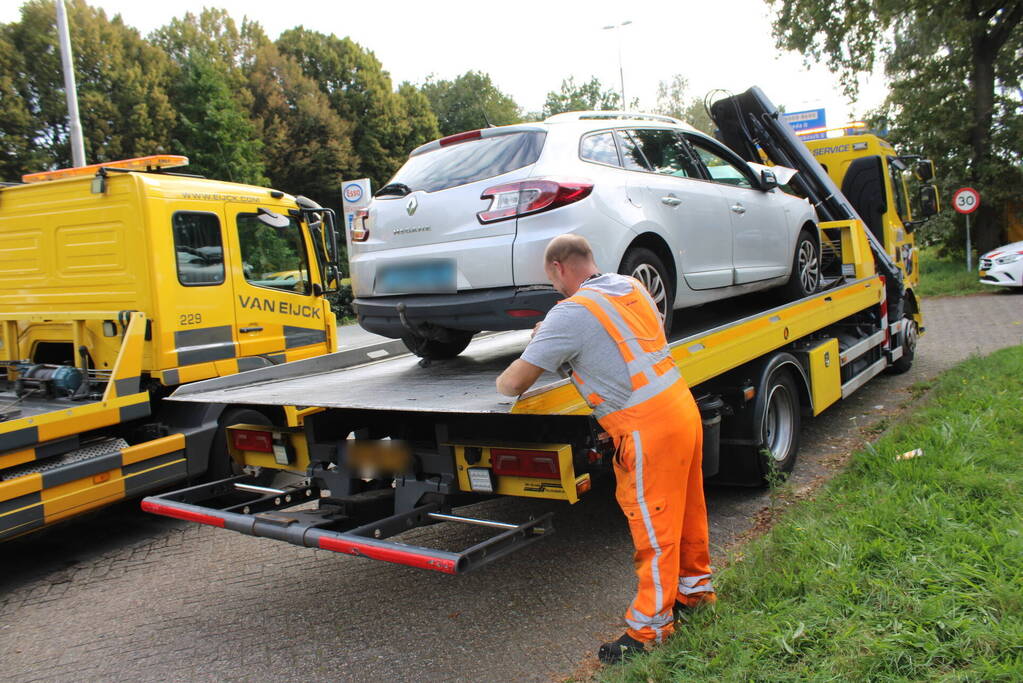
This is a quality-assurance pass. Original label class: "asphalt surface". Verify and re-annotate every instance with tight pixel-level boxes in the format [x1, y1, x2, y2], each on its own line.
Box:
[1, 292, 1020, 683]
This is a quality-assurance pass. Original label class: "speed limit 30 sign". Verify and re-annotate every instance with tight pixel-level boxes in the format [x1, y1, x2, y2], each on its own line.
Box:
[952, 187, 980, 214]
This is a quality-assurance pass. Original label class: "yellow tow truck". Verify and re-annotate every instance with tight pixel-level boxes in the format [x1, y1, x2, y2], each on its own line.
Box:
[141, 88, 939, 574]
[0, 155, 343, 540]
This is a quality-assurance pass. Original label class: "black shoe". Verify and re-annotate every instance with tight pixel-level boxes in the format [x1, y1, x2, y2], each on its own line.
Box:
[597, 632, 646, 665]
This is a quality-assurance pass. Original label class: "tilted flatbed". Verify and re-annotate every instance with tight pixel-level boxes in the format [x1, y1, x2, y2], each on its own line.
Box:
[144, 219, 915, 574]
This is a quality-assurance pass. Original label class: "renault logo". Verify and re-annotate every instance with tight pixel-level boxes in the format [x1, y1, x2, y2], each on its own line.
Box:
[406, 196, 418, 216]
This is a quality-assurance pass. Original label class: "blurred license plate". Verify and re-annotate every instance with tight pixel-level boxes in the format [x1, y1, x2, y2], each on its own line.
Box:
[376, 259, 456, 294]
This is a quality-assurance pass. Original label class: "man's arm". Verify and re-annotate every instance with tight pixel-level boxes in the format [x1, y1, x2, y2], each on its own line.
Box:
[496, 359, 545, 397]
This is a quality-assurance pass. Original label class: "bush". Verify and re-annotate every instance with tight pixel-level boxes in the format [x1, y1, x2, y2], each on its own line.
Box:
[327, 279, 355, 323]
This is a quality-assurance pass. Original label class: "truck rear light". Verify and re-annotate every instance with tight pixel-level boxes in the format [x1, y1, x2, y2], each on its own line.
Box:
[439, 130, 482, 146]
[490, 449, 561, 479]
[351, 208, 369, 242]
[477, 179, 593, 224]
[230, 428, 274, 453]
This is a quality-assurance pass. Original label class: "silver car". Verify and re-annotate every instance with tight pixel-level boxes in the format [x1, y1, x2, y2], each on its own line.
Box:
[349, 112, 820, 358]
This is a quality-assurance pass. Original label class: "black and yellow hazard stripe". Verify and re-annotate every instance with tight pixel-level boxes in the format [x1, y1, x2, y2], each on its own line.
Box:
[156, 343, 327, 388]
[0, 433, 187, 541]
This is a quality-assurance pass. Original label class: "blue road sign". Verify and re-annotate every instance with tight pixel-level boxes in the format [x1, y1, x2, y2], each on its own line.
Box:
[781, 108, 827, 140]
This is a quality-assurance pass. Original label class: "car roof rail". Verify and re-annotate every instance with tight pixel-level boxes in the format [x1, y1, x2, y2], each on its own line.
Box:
[543, 110, 693, 128]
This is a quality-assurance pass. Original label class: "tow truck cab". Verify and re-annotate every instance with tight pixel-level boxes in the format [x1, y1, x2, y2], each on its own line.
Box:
[0, 155, 342, 541]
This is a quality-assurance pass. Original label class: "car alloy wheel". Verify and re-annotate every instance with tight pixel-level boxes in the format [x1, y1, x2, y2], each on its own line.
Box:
[797, 239, 820, 295]
[631, 263, 668, 318]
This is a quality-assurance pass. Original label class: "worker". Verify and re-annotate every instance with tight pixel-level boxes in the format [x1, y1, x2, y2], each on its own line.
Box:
[496, 234, 714, 664]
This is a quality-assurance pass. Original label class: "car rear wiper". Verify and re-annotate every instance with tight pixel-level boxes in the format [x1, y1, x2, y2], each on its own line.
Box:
[375, 182, 412, 197]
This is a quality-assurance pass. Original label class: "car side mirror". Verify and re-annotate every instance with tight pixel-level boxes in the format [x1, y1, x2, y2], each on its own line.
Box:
[759, 169, 778, 191]
[915, 160, 935, 182]
[918, 185, 939, 218]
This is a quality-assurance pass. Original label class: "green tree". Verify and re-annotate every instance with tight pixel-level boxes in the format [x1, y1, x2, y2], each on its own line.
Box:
[419, 71, 521, 136]
[275, 28, 418, 187]
[769, 0, 1023, 252]
[397, 82, 441, 150]
[0, 0, 175, 174]
[541, 76, 622, 118]
[246, 43, 358, 205]
[170, 55, 266, 185]
[654, 74, 713, 132]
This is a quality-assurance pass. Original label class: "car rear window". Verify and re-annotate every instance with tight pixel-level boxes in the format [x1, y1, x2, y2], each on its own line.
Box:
[384, 131, 546, 194]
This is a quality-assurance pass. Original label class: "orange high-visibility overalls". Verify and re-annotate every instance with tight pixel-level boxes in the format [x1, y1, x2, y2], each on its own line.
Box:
[567, 277, 713, 644]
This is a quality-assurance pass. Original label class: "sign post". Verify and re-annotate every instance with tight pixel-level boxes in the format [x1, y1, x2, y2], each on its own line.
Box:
[341, 178, 372, 241]
[952, 187, 981, 270]
[780, 108, 827, 140]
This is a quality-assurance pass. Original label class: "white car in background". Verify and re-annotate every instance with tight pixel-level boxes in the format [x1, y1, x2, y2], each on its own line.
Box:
[978, 240, 1023, 289]
[348, 112, 820, 358]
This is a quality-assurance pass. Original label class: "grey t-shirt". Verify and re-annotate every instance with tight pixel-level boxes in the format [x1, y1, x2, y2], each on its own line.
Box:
[521, 274, 636, 411]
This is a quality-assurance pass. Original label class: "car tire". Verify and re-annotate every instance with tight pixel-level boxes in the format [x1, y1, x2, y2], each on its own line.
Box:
[619, 247, 675, 335]
[401, 329, 475, 359]
[208, 407, 274, 483]
[781, 229, 821, 301]
[887, 304, 918, 375]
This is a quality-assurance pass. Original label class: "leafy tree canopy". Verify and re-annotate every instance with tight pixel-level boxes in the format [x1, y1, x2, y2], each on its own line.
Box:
[420, 70, 521, 136]
[769, 0, 1023, 252]
[542, 76, 622, 118]
[1, 0, 175, 175]
[654, 74, 713, 133]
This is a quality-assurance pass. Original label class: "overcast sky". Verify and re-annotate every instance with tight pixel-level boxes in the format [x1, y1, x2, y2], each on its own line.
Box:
[2, 0, 886, 125]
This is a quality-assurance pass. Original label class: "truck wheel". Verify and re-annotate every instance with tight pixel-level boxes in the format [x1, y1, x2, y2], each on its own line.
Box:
[208, 407, 273, 482]
[401, 329, 475, 359]
[887, 316, 918, 375]
[619, 247, 675, 335]
[757, 370, 801, 482]
[780, 229, 821, 301]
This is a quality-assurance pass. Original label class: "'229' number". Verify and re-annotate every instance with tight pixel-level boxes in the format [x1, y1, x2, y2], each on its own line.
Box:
[179, 312, 203, 326]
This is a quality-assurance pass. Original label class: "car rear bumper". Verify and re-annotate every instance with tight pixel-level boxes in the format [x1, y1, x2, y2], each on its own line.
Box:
[355, 286, 562, 338]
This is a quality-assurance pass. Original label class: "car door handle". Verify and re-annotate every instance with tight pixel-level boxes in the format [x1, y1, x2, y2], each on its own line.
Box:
[661, 195, 682, 206]
[730, 203, 746, 215]
[239, 326, 263, 333]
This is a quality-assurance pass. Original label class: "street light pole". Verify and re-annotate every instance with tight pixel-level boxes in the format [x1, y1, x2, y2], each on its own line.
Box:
[55, 0, 85, 168]
[602, 20, 632, 111]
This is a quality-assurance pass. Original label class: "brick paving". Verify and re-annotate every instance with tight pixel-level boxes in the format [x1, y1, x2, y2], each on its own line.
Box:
[0, 292, 1019, 683]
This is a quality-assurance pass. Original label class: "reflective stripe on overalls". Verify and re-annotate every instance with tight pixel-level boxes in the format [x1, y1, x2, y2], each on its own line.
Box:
[566, 276, 714, 644]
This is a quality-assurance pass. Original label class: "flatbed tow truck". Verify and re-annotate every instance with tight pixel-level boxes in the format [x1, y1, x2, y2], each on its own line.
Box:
[142, 87, 938, 574]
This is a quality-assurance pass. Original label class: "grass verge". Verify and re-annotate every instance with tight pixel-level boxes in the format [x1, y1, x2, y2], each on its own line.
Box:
[917, 247, 989, 297]
[604, 346, 1023, 682]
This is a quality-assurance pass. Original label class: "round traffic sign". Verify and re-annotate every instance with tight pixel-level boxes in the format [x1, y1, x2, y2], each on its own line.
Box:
[952, 187, 980, 214]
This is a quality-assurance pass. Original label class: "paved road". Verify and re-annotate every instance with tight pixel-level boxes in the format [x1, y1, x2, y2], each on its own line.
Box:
[1, 293, 1020, 683]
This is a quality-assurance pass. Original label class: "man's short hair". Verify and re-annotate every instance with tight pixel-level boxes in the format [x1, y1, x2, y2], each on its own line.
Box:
[544, 234, 594, 265]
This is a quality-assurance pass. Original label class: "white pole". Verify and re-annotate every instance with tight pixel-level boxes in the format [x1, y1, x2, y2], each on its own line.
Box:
[965, 214, 972, 271]
[55, 0, 85, 168]
[616, 26, 625, 110]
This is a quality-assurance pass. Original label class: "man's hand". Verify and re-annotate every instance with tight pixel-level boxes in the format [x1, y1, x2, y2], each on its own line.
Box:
[496, 359, 545, 397]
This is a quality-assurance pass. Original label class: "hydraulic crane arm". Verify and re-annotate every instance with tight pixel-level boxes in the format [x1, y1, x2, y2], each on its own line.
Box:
[709, 86, 905, 313]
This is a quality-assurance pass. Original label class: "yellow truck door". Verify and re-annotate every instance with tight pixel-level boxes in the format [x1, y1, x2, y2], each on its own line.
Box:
[225, 204, 331, 362]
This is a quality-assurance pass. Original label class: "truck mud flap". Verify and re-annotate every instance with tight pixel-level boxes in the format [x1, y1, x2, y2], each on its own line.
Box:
[141, 475, 553, 575]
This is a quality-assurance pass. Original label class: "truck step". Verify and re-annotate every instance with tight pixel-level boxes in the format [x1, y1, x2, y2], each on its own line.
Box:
[1, 437, 128, 480]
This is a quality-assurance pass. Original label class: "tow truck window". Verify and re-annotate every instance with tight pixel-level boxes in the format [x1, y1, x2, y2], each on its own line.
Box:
[888, 158, 911, 223]
[173, 212, 225, 286]
[236, 213, 311, 294]
[580, 131, 621, 166]
[627, 129, 702, 178]
[688, 138, 755, 189]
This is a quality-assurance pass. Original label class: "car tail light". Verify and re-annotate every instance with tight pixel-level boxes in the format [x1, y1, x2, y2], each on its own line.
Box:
[490, 449, 561, 479]
[351, 208, 369, 242]
[477, 179, 593, 224]
[230, 428, 274, 453]
[505, 309, 543, 318]
[439, 130, 482, 146]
